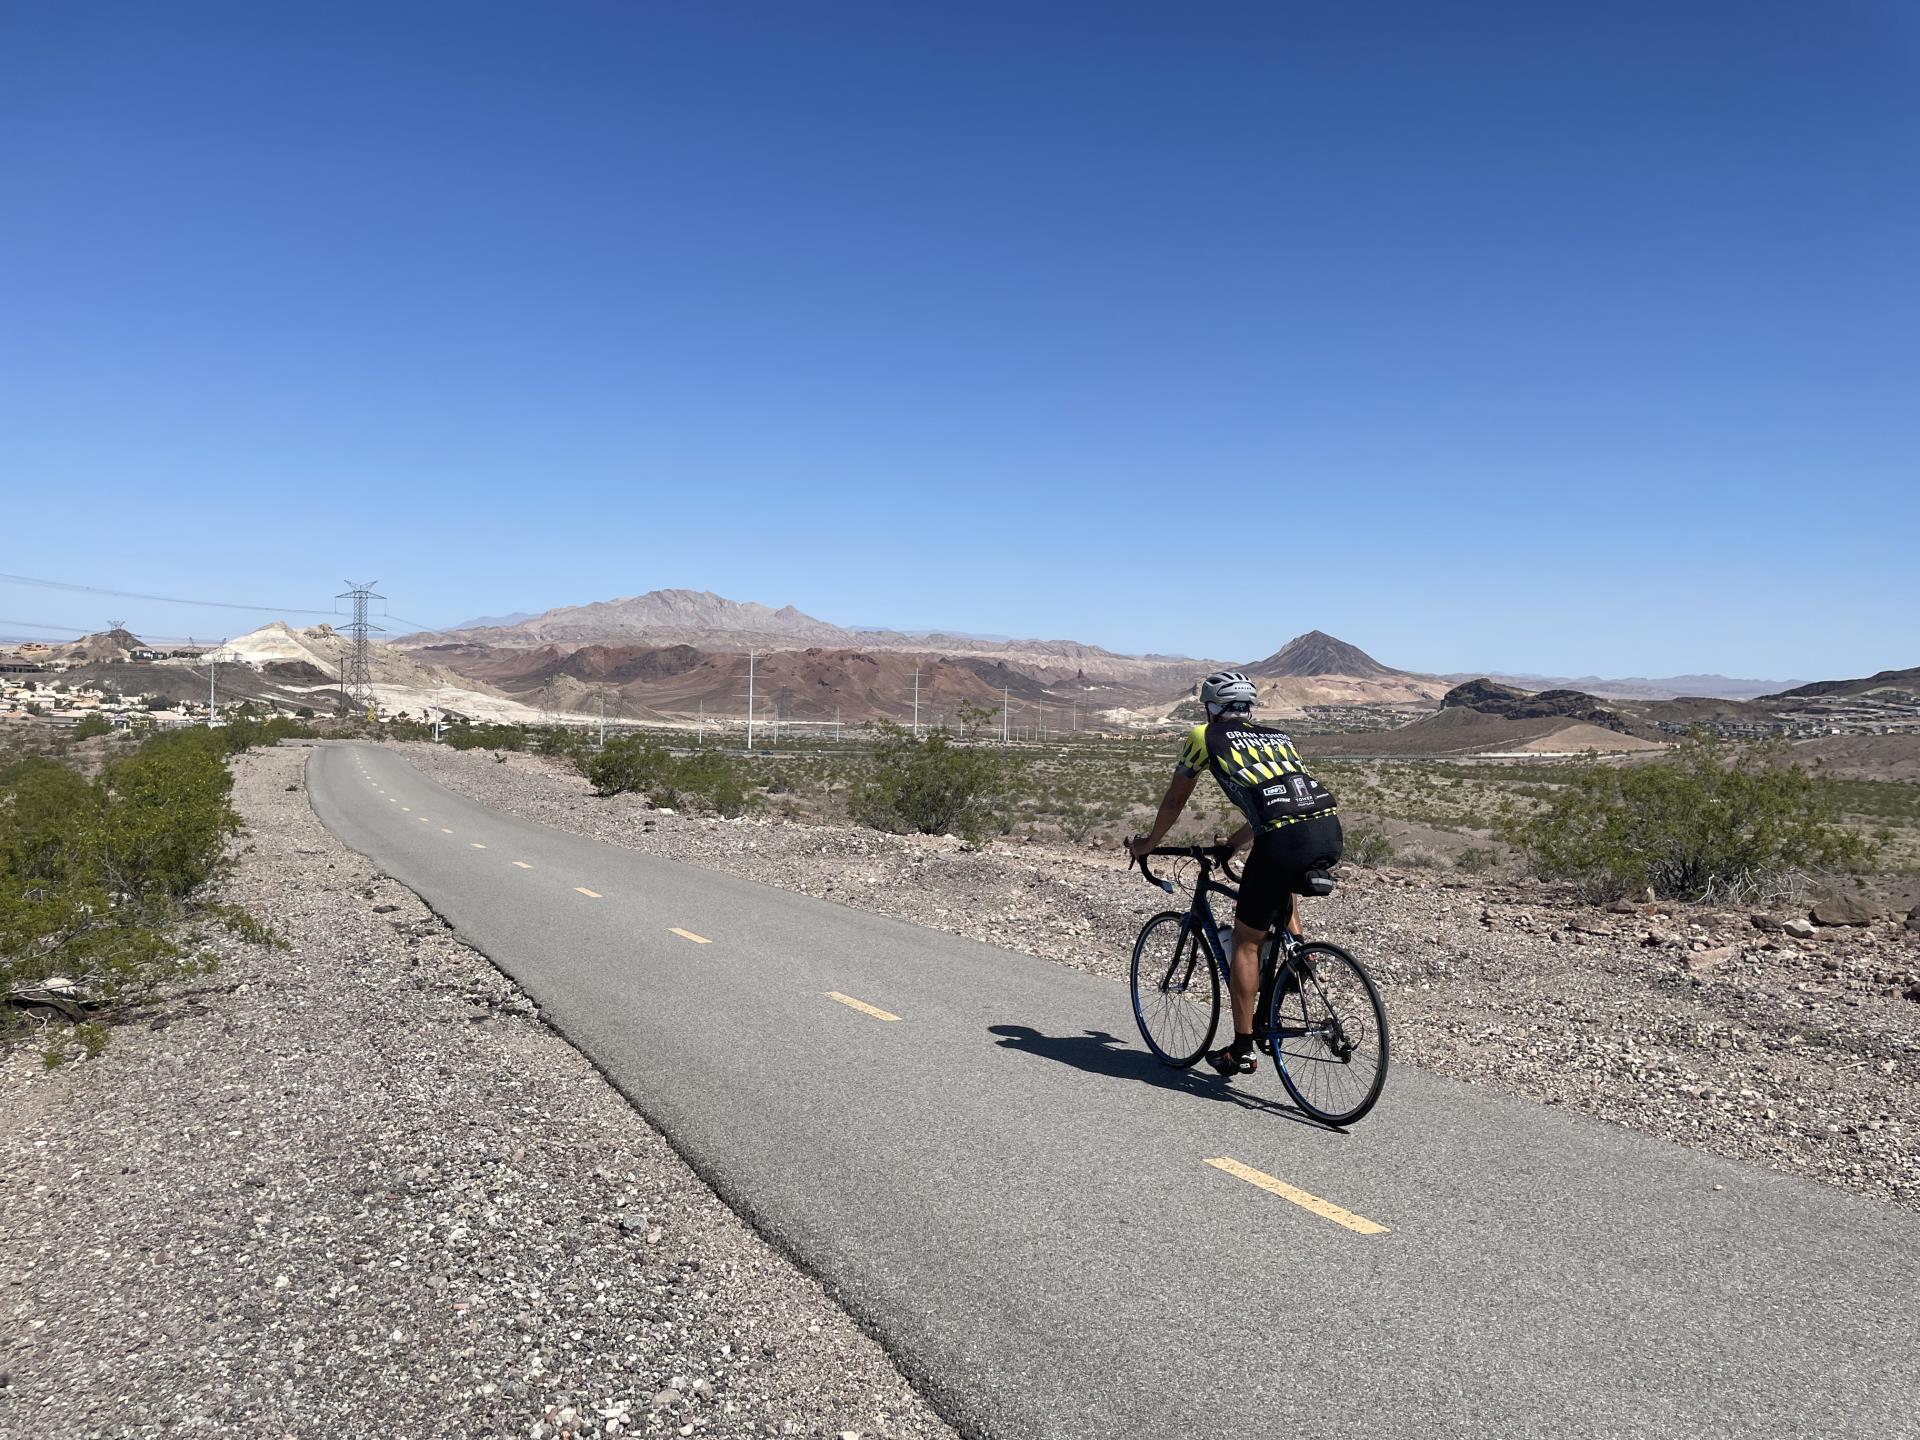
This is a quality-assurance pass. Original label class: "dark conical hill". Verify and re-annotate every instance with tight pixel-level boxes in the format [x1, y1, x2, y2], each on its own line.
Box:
[1246, 631, 1401, 679]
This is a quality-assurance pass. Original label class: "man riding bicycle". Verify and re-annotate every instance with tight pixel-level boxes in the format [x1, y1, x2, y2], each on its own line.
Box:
[1127, 670, 1343, 1078]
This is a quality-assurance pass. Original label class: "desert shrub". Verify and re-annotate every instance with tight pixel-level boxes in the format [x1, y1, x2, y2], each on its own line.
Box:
[1343, 825, 1396, 867]
[671, 751, 758, 817]
[0, 725, 276, 1057]
[585, 737, 676, 797]
[1455, 845, 1500, 875]
[848, 722, 1018, 842]
[443, 722, 525, 752]
[215, 714, 315, 755]
[1501, 733, 1874, 903]
[536, 726, 585, 759]
[70, 714, 112, 740]
[382, 716, 434, 742]
[583, 739, 758, 816]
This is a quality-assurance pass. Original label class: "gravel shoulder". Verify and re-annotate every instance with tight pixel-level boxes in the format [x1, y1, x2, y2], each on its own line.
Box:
[0, 743, 958, 1440]
[406, 743, 1920, 1212]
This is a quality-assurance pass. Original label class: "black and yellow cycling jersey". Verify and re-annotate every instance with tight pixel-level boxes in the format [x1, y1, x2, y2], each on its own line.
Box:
[1174, 716, 1338, 833]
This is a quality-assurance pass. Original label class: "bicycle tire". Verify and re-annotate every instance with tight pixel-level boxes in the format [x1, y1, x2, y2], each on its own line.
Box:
[1268, 942, 1389, 1125]
[1130, 911, 1219, 1068]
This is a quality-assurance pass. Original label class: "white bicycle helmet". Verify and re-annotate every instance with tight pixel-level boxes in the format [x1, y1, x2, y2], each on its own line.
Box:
[1199, 669, 1257, 716]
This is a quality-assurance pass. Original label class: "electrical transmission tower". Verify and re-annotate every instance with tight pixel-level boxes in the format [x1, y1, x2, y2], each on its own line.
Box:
[336, 581, 385, 711]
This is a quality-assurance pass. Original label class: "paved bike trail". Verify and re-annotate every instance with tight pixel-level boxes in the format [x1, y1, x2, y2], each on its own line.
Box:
[307, 743, 1919, 1440]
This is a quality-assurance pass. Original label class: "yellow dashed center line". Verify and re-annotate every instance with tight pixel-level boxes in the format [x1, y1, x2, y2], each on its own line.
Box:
[419, 817, 430, 824]
[402, 807, 410, 812]
[669, 927, 711, 945]
[574, 887, 602, 899]
[470, 842, 487, 849]
[824, 992, 900, 1023]
[512, 861, 532, 870]
[440, 828, 453, 834]
[1203, 1157, 1389, 1235]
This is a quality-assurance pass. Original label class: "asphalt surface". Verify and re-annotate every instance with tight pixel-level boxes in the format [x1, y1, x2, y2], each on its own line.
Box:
[307, 742, 1920, 1440]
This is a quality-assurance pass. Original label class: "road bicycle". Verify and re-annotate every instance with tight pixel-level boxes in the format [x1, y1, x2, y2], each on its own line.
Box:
[1129, 845, 1389, 1126]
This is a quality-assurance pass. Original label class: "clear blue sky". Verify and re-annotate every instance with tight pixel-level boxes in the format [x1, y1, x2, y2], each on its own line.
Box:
[3, 1, 1914, 679]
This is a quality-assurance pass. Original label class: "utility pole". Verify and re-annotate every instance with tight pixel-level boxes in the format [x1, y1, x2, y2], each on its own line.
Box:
[1038, 698, 1045, 741]
[834, 705, 841, 742]
[597, 690, 607, 748]
[746, 650, 756, 751]
[697, 699, 705, 746]
[912, 666, 921, 739]
[772, 702, 780, 746]
[336, 581, 385, 714]
[207, 647, 219, 727]
[1002, 685, 1010, 744]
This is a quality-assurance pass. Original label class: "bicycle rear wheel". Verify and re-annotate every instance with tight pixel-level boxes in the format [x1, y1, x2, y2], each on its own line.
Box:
[1130, 912, 1219, 1068]
[1268, 942, 1388, 1125]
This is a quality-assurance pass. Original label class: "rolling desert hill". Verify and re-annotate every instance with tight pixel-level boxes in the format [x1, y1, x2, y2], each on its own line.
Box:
[196, 623, 542, 722]
[1769, 665, 1920, 701]
[400, 589, 1207, 689]
[1304, 678, 1664, 757]
[1465, 672, 1806, 701]
[47, 627, 146, 665]
[428, 640, 1137, 725]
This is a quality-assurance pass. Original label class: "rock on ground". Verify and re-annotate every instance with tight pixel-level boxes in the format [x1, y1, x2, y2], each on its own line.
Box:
[0, 743, 958, 1440]
[405, 743, 1920, 1213]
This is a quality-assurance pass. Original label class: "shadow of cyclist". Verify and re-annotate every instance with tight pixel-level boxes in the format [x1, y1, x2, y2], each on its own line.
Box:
[986, 1023, 1323, 1127]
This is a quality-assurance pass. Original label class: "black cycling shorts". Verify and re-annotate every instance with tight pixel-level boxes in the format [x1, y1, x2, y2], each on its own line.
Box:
[1234, 814, 1344, 932]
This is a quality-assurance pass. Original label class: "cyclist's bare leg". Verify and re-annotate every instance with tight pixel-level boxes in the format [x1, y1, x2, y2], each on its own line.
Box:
[1229, 919, 1264, 1035]
[1288, 897, 1303, 940]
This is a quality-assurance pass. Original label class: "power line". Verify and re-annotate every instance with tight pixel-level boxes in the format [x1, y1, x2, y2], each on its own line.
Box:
[0, 571, 337, 617]
[384, 613, 451, 634]
[0, 618, 94, 636]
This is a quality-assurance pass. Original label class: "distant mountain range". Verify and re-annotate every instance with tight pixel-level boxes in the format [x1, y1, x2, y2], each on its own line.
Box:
[403, 589, 1203, 686]
[444, 610, 538, 631]
[391, 588, 1845, 713]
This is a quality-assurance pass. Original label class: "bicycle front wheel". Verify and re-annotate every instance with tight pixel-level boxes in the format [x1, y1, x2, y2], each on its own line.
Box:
[1269, 942, 1388, 1125]
[1130, 911, 1219, 1068]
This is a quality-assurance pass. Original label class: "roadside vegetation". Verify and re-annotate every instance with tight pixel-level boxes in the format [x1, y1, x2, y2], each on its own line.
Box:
[846, 720, 1023, 843]
[1501, 733, 1877, 903]
[585, 736, 757, 817]
[1, 716, 311, 1065]
[404, 717, 1914, 889]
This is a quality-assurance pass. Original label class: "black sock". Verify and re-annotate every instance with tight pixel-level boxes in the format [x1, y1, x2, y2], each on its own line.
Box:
[1231, 1032, 1253, 1057]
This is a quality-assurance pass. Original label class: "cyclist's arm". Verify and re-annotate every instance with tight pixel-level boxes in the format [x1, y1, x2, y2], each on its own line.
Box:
[1128, 771, 1197, 857]
[1221, 821, 1254, 853]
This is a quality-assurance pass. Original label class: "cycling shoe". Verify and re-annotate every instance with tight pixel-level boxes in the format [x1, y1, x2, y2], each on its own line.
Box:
[1205, 1046, 1256, 1077]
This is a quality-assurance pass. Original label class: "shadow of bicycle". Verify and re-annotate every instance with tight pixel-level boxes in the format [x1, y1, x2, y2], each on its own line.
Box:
[986, 1023, 1331, 1130]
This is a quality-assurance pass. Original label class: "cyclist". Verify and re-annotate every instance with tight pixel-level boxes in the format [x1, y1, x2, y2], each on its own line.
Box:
[1127, 670, 1342, 1077]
